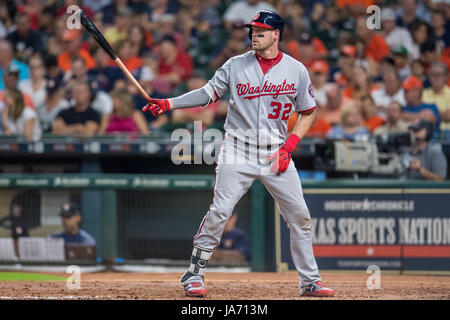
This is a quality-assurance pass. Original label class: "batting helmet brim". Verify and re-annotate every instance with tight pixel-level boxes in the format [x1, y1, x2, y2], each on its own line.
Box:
[244, 22, 274, 29]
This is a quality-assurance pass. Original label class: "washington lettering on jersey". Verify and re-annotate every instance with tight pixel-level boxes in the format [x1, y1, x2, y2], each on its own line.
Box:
[236, 80, 297, 100]
[204, 50, 316, 146]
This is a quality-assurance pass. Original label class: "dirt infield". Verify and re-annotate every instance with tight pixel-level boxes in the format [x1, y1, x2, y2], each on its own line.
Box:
[0, 271, 449, 300]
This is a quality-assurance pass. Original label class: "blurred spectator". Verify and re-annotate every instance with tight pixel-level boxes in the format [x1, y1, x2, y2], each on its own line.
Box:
[47, 16, 67, 57]
[392, 46, 412, 80]
[422, 62, 450, 132]
[410, 59, 426, 82]
[177, 3, 199, 49]
[146, 0, 179, 24]
[156, 35, 193, 94]
[404, 120, 447, 181]
[37, 6, 57, 51]
[420, 40, 450, 75]
[309, 2, 340, 53]
[0, 39, 29, 90]
[83, 0, 113, 13]
[410, 20, 434, 61]
[172, 0, 222, 68]
[210, 213, 251, 263]
[1, 87, 41, 141]
[355, 16, 390, 63]
[0, 199, 29, 238]
[396, 0, 426, 30]
[136, 50, 157, 86]
[112, 39, 143, 74]
[37, 77, 70, 133]
[209, 22, 250, 70]
[376, 56, 396, 82]
[0, 191, 40, 239]
[327, 104, 370, 141]
[188, 0, 222, 34]
[0, 64, 35, 109]
[18, 54, 46, 109]
[52, 81, 101, 138]
[401, 75, 441, 131]
[374, 101, 409, 135]
[223, 0, 275, 31]
[0, 1, 16, 38]
[354, 39, 377, 78]
[104, 5, 132, 45]
[309, 118, 333, 138]
[44, 54, 63, 82]
[171, 72, 219, 130]
[283, 0, 308, 37]
[56, 0, 94, 19]
[318, 83, 357, 126]
[360, 95, 385, 133]
[88, 44, 125, 92]
[287, 33, 328, 68]
[299, 111, 332, 138]
[152, 14, 185, 49]
[343, 65, 379, 101]
[333, 45, 356, 88]
[58, 29, 96, 72]
[99, 88, 149, 135]
[381, 8, 416, 60]
[6, 13, 43, 62]
[371, 68, 406, 116]
[430, 10, 450, 52]
[49, 202, 96, 246]
[336, 0, 374, 16]
[63, 56, 113, 118]
[309, 60, 330, 107]
[128, 22, 151, 57]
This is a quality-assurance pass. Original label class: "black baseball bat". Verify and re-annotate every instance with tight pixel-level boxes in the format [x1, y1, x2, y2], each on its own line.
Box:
[77, 9, 151, 100]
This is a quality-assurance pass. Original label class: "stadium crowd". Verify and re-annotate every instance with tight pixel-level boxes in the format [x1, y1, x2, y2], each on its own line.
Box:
[0, 0, 448, 143]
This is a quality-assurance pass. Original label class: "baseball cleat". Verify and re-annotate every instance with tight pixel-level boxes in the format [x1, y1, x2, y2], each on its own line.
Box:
[184, 280, 207, 298]
[300, 281, 335, 297]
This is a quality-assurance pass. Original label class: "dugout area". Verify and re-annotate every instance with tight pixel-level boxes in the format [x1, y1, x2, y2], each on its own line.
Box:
[1, 174, 449, 272]
[0, 174, 449, 301]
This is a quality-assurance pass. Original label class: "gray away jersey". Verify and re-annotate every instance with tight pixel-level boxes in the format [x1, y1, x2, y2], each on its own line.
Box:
[204, 50, 317, 146]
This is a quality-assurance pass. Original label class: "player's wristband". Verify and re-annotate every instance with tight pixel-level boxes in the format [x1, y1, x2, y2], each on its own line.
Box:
[282, 134, 301, 154]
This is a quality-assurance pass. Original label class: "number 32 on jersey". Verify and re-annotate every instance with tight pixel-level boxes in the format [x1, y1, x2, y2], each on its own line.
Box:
[268, 101, 292, 120]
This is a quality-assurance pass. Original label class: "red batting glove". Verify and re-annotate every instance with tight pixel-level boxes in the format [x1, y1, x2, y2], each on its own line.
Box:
[268, 134, 301, 175]
[142, 98, 171, 117]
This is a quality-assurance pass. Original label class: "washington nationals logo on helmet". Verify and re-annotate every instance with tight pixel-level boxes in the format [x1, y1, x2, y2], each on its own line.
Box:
[252, 12, 260, 21]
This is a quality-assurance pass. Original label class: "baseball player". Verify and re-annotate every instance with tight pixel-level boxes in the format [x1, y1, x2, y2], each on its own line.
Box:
[142, 10, 335, 298]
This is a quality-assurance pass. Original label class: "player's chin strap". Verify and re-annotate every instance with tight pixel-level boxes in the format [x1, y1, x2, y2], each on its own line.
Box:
[180, 246, 213, 285]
